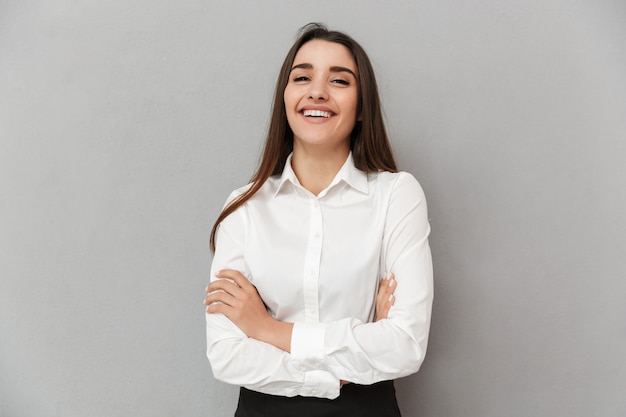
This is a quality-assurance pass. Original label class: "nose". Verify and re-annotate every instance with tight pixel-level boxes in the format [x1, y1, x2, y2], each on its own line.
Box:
[307, 79, 328, 101]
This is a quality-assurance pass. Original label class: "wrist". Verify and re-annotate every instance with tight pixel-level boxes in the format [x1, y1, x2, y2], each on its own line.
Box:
[257, 317, 293, 353]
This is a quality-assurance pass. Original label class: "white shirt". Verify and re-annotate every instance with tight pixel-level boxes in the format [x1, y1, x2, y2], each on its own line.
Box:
[206, 153, 433, 399]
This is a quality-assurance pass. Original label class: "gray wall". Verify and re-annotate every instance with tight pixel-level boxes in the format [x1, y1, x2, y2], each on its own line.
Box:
[1, 1, 625, 416]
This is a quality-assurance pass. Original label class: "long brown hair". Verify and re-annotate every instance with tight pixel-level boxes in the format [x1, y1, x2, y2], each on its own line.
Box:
[210, 23, 397, 252]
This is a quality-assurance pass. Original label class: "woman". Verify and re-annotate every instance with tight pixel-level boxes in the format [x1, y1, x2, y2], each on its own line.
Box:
[204, 23, 433, 417]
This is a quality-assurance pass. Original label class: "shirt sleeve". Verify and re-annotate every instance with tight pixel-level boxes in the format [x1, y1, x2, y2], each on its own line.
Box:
[205, 192, 341, 399]
[290, 172, 434, 384]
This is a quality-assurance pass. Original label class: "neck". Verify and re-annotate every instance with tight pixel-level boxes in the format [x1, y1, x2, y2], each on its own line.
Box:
[291, 143, 350, 195]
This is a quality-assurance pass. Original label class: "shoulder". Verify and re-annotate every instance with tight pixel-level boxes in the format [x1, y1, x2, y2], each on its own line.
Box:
[223, 176, 281, 207]
[370, 171, 426, 201]
[224, 183, 252, 204]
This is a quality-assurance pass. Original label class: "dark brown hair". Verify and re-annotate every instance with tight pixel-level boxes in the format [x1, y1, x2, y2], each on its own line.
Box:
[210, 23, 397, 252]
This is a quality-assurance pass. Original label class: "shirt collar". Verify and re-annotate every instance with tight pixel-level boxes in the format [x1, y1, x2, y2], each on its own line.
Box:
[274, 153, 299, 196]
[274, 152, 369, 197]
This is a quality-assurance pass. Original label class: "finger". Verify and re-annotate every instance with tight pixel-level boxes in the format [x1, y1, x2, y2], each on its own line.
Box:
[215, 271, 263, 305]
[205, 290, 239, 307]
[380, 272, 396, 286]
[207, 278, 244, 298]
[376, 293, 395, 321]
[205, 281, 243, 307]
[216, 269, 252, 289]
[385, 274, 397, 307]
[384, 294, 396, 312]
[376, 282, 389, 305]
[375, 273, 397, 321]
[206, 300, 232, 315]
[207, 275, 263, 311]
[377, 273, 396, 299]
[385, 273, 397, 295]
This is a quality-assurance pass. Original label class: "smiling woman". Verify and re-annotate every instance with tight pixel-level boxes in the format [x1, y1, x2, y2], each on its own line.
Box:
[204, 23, 433, 417]
[284, 40, 359, 194]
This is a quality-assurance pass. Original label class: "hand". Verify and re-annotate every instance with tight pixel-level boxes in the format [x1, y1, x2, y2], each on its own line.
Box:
[205, 269, 293, 352]
[205, 269, 272, 339]
[375, 273, 396, 321]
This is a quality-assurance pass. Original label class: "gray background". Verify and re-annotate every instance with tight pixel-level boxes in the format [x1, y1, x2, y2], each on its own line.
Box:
[1, 0, 625, 416]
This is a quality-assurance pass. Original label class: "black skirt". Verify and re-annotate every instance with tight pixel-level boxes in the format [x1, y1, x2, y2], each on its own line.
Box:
[234, 380, 402, 417]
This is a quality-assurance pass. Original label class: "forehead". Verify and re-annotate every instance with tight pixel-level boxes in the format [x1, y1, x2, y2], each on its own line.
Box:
[293, 40, 357, 71]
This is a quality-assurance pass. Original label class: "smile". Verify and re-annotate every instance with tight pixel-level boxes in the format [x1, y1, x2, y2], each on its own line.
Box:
[302, 109, 333, 118]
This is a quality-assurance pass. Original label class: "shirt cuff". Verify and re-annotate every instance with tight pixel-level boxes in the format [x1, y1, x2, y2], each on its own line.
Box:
[291, 321, 327, 371]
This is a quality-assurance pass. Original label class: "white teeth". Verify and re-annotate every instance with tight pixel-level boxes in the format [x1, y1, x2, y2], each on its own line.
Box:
[303, 109, 332, 118]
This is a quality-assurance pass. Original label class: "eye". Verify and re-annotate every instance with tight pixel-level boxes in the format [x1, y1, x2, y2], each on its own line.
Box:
[331, 79, 350, 86]
[293, 75, 310, 82]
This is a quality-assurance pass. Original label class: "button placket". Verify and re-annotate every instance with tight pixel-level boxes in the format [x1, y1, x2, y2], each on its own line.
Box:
[302, 198, 323, 322]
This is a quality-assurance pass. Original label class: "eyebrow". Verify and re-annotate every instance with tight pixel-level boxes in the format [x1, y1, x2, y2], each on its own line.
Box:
[290, 63, 357, 79]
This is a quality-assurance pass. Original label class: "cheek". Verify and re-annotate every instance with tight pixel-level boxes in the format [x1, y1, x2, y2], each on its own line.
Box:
[283, 86, 297, 109]
[283, 89, 298, 127]
[341, 90, 358, 115]
[343, 96, 359, 119]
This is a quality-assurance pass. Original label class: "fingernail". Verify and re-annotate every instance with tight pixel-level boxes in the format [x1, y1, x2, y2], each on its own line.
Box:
[388, 278, 395, 287]
[388, 294, 394, 302]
